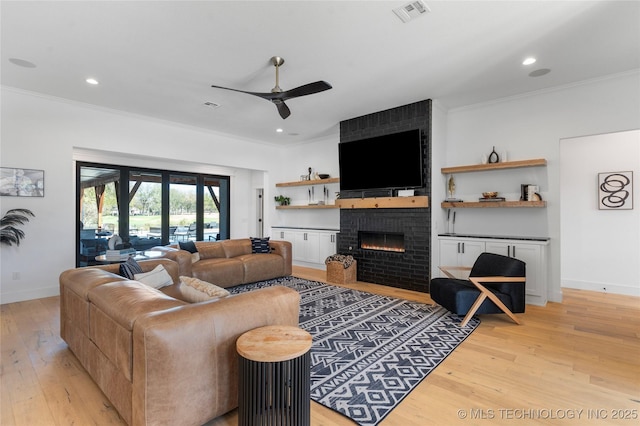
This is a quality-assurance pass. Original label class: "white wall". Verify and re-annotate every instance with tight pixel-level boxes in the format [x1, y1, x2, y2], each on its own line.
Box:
[268, 134, 341, 233]
[0, 88, 283, 303]
[560, 130, 640, 296]
[443, 70, 640, 302]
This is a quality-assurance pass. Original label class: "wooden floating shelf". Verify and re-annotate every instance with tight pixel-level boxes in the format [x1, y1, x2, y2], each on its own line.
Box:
[276, 177, 340, 187]
[441, 200, 546, 208]
[336, 196, 429, 209]
[276, 204, 339, 210]
[441, 158, 547, 174]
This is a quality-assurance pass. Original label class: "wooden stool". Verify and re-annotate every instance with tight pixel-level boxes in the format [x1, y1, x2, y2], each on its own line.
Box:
[236, 325, 312, 426]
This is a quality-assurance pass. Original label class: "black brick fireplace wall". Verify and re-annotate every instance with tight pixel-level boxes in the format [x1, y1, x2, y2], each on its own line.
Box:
[338, 100, 432, 292]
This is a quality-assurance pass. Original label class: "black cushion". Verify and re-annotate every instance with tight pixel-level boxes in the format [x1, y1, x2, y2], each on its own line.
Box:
[119, 256, 143, 279]
[250, 237, 271, 253]
[179, 240, 198, 253]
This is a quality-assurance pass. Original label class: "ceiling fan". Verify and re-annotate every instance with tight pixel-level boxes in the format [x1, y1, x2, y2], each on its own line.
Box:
[211, 56, 332, 119]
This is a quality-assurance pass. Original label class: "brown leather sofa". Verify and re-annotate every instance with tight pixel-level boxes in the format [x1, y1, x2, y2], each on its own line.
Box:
[153, 238, 293, 288]
[59, 257, 300, 426]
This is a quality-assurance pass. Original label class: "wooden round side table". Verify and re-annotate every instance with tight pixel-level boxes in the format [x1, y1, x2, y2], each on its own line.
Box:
[236, 325, 312, 426]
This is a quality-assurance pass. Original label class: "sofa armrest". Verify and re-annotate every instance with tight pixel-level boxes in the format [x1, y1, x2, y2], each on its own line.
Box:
[131, 285, 300, 426]
[151, 246, 193, 277]
[269, 240, 292, 276]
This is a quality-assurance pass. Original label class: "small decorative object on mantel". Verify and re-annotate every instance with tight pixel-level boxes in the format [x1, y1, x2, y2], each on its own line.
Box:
[479, 191, 505, 202]
[446, 175, 463, 202]
[488, 146, 500, 163]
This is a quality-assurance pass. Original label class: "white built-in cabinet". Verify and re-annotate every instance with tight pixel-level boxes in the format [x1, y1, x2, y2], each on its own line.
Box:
[438, 235, 549, 306]
[272, 227, 337, 267]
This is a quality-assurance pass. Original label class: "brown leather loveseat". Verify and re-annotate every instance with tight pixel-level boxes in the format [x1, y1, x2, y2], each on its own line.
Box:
[59, 256, 299, 426]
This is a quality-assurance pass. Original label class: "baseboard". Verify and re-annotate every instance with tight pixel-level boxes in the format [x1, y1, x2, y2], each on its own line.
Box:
[562, 279, 640, 297]
[0, 285, 60, 304]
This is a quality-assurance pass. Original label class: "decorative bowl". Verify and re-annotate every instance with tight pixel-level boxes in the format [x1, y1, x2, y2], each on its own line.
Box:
[318, 174, 330, 179]
[482, 191, 498, 198]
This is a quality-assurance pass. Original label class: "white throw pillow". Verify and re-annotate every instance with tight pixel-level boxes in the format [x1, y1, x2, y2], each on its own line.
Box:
[179, 276, 230, 303]
[134, 264, 174, 289]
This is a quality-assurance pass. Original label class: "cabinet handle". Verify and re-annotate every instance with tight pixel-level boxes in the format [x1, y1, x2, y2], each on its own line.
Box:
[512, 245, 516, 258]
[280, 232, 284, 239]
[304, 233, 307, 241]
[457, 242, 460, 253]
[508, 245, 511, 257]
[462, 242, 465, 253]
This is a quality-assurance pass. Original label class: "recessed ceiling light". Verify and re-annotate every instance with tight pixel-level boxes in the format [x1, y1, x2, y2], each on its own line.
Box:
[522, 57, 537, 66]
[9, 58, 37, 68]
[276, 128, 284, 133]
[86, 78, 99, 85]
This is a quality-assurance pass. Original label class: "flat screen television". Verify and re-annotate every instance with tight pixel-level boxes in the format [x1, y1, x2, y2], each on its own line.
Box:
[339, 129, 424, 192]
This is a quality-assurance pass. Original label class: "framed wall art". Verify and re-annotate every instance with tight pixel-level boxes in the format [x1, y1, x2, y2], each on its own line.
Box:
[0, 167, 45, 197]
[598, 171, 633, 210]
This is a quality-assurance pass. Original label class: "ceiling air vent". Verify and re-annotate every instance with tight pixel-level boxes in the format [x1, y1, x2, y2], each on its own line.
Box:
[203, 101, 220, 109]
[393, 1, 430, 23]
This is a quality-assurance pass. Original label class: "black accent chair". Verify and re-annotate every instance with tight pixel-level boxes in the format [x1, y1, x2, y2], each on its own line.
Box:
[430, 252, 526, 326]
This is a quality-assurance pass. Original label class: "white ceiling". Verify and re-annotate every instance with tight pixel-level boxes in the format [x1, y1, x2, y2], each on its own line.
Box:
[2, 1, 639, 145]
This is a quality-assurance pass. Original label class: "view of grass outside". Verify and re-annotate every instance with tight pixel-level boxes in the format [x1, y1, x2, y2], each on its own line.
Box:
[81, 182, 219, 235]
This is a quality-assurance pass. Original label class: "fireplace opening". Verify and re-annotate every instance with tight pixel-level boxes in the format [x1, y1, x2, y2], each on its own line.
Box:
[359, 231, 405, 253]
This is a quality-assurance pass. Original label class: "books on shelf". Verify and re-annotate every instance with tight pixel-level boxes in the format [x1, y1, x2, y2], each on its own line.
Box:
[479, 197, 506, 202]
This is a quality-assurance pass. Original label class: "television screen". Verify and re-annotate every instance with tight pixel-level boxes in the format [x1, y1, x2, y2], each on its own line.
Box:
[339, 129, 424, 192]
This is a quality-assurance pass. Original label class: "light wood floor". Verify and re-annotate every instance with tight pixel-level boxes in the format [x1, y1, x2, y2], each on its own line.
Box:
[2, 266, 639, 425]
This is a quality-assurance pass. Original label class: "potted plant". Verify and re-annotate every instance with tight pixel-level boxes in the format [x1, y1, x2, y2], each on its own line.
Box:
[1, 208, 35, 246]
[274, 195, 291, 206]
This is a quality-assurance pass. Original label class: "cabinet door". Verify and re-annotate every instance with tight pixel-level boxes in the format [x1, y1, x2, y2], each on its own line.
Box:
[319, 232, 337, 263]
[292, 231, 306, 261]
[438, 238, 485, 277]
[459, 240, 484, 267]
[485, 241, 544, 301]
[439, 239, 461, 269]
[304, 232, 320, 263]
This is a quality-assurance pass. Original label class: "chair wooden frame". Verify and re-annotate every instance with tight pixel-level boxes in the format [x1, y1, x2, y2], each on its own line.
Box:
[438, 266, 526, 326]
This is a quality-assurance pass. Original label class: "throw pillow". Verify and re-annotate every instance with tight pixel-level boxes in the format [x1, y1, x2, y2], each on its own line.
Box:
[179, 276, 230, 303]
[119, 256, 143, 279]
[250, 237, 271, 254]
[179, 240, 198, 253]
[134, 264, 173, 289]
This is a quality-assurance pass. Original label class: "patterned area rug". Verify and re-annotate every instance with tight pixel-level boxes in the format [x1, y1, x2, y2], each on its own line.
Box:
[229, 276, 480, 426]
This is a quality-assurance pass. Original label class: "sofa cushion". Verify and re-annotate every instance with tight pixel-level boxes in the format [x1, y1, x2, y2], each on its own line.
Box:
[191, 257, 245, 288]
[120, 257, 143, 279]
[178, 276, 230, 302]
[221, 239, 252, 258]
[179, 240, 198, 253]
[134, 264, 173, 289]
[195, 241, 226, 260]
[250, 237, 271, 253]
[238, 253, 285, 284]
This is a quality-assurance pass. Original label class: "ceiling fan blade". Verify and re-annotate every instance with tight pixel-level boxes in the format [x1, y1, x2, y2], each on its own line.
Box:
[211, 84, 275, 100]
[280, 81, 332, 100]
[273, 100, 291, 119]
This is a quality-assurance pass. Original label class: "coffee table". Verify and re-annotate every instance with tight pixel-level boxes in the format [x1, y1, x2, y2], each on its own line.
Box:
[236, 325, 312, 426]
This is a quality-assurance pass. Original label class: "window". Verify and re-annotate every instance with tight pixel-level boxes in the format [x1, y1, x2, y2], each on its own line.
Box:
[76, 163, 230, 266]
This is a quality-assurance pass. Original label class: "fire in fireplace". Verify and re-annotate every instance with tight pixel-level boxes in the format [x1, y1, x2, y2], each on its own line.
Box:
[359, 231, 405, 253]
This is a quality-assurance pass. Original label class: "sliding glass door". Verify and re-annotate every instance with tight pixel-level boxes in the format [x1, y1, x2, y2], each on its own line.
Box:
[76, 162, 230, 266]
